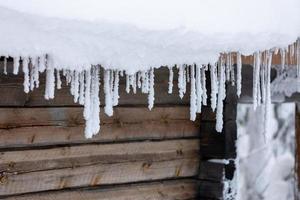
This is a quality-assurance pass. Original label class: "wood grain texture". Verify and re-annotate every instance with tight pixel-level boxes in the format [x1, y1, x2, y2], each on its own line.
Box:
[0, 158, 199, 196]
[0, 107, 197, 128]
[0, 179, 198, 200]
[0, 139, 200, 173]
[0, 106, 200, 148]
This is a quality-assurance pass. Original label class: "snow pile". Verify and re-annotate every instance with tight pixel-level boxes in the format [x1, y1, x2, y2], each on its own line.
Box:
[236, 103, 296, 200]
[0, 2, 299, 137]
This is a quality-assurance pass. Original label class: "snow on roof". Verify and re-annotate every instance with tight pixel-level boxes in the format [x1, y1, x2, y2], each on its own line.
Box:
[0, 0, 299, 72]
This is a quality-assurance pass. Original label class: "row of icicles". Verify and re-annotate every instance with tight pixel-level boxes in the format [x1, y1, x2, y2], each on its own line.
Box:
[1, 39, 299, 138]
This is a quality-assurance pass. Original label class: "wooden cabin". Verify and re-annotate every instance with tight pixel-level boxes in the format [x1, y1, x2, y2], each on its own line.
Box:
[0, 53, 299, 199]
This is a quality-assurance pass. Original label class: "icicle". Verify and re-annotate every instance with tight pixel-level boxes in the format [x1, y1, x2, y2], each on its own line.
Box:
[22, 57, 30, 93]
[56, 70, 62, 90]
[104, 69, 113, 116]
[39, 55, 46, 73]
[261, 52, 267, 104]
[216, 58, 226, 132]
[3, 57, 7, 75]
[201, 65, 207, 106]
[264, 51, 272, 135]
[229, 54, 235, 86]
[79, 71, 85, 105]
[196, 65, 202, 113]
[236, 52, 242, 97]
[113, 70, 120, 106]
[168, 66, 173, 94]
[13, 57, 19, 75]
[84, 66, 100, 138]
[141, 71, 149, 94]
[190, 65, 197, 121]
[226, 53, 231, 81]
[148, 68, 155, 110]
[91, 66, 100, 136]
[125, 74, 130, 93]
[210, 64, 218, 111]
[83, 69, 91, 120]
[253, 52, 261, 110]
[137, 71, 142, 89]
[131, 73, 137, 94]
[44, 57, 55, 100]
[73, 71, 79, 103]
[178, 65, 185, 99]
[65, 70, 72, 85]
[183, 65, 187, 95]
[29, 58, 35, 91]
[33, 57, 40, 89]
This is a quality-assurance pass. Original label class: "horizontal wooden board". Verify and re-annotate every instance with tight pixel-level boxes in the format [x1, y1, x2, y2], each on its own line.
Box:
[0, 107, 198, 128]
[0, 139, 200, 173]
[0, 121, 199, 148]
[0, 179, 198, 200]
[0, 158, 199, 196]
[0, 106, 200, 148]
[0, 67, 191, 107]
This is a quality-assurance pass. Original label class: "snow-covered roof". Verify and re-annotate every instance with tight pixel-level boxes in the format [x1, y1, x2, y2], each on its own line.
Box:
[0, 0, 299, 72]
[0, 0, 299, 138]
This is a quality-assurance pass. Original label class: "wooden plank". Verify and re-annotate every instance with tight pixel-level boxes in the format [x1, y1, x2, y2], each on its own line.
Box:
[0, 107, 198, 128]
[0, 67, 190, 107]
[1, 179, 198, 200]
[0, 121, 199, 148]
[0, 139, 200, 173]
[0, 158, 199, 196]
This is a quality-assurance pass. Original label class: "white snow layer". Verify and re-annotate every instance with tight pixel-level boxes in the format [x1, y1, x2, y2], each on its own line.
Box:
[0, 1, 299, 137]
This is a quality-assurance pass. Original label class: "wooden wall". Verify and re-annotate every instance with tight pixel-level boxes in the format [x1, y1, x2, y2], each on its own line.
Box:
[0, 66, 223, 199]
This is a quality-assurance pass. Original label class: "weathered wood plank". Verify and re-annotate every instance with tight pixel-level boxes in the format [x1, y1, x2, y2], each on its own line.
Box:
[0, 179, 198, 200]
[0, 139, 200, 173]
[0, 158, 199, 196]
[198, 181, 223, 200]
[0, 121, 199, 148]
[0, 67, 190, 107]
[0, 107, 198, 128]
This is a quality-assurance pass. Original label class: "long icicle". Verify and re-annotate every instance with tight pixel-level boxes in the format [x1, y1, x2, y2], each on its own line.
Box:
[216, 58, 226, 132]
[22, 57, 30, 93]
[190, 65, 197, 121]
[210, 63, 217, 111]
[44, 56, 55, 100]
[196, 64, 202, 113]
[104, 69, 113, 116]
[168, 66, 173, 94]
[83, 68, 91, 121]
[56, 69, 62, 90]
[113, 70, 120, 106]
[79, 71, 85, 105]
[33, 57, 40, 89]
[236, 52, 242, 97]
[148, 67, 155, 110]
[3, 57, 7, 75]
[91, 66, 100, 136]
[201, 65, 207, 106]
[178, 65, 184, 99]
[13, 56, 19, 75]
[264, 51, 272, 135]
